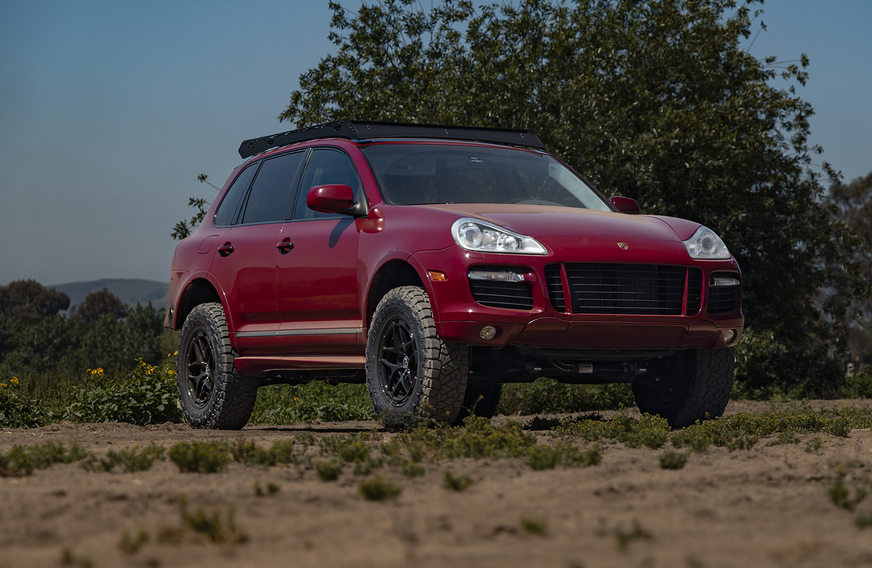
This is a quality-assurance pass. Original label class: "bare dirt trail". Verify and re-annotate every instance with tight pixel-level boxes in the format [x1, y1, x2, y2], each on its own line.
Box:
[2, 400, 871, 568]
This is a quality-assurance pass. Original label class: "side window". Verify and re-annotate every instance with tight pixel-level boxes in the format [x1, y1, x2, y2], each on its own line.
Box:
[213, 163, 257, 226]
[293, 148, 361, 220]
[241, 151, 305, 224]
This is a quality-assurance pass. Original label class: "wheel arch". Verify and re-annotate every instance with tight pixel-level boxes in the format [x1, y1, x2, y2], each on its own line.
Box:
[365, 258, 434, 330]
[173, 276, 222, 331]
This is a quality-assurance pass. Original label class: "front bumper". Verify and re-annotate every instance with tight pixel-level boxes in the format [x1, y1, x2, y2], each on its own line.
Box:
[415, 249, 743, 352]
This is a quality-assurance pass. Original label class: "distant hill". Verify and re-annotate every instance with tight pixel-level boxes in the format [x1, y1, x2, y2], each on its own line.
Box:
[49, 279, 170, 311]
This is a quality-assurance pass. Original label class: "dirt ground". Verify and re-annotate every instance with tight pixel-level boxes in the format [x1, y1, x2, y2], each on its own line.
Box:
[2, 399, 872, 568]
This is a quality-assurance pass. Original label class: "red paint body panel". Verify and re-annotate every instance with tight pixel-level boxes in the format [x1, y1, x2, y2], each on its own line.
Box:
[166, 137, 744, 376]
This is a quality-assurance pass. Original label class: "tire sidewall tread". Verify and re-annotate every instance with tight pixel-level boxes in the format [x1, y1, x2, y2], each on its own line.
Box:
[177, 302, 257, 430]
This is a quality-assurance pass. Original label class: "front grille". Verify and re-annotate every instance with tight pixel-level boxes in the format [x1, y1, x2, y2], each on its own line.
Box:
[544, 265, 565, 312]
[686, 268, 703, 315]
[547, 263, 697, 315]
[469, 275, 534, 310]
[707, 286, 740, 315]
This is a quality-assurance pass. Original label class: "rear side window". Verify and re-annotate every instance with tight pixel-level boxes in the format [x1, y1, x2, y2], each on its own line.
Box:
[213, 164, 257, 226]
[293, 148, 361, 220]
[241, 151, 305, 224]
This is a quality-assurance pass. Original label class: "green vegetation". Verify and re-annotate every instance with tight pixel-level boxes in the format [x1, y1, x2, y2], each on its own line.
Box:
[613, 521, 654, 552]
[359, 476, 402, 501]
[0, 441, 86, 476]
[555, 413, 670, 449]
[443, 471, 474, 492]
[254, 480, 280, 497]
[520, 517, 548, 535]
[826, 463, 869, 511]
[81, 444, 165, 473]
[855, 513, 872, 529]
[658, 450, 689, 470]
[118, 530, 149, 555]
[251, 382, 375, 424]
[0, 358, 181, 428]
[167, 498, 248, 544]
[167, 441, 230, 473]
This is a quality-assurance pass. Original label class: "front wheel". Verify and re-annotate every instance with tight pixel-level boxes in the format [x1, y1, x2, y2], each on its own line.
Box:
[177, 303, 258, 429]
[365, 286, 468, 430]
[632, 348, 734, 428]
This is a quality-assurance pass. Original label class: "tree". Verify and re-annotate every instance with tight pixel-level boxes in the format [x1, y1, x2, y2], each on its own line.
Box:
[0, 280, 70, 324]
[825, 171, 872, 366]
[171, 174, 219, 241]
[72, 288, 128, 326]
[281, 0, 868, 394]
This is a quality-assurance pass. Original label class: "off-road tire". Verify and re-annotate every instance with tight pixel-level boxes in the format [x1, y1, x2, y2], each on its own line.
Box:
[633, 347, 734, 428]
[454, 381, 502, 424]
[177, 302, 258, 429]
[366, 286, 468, 430]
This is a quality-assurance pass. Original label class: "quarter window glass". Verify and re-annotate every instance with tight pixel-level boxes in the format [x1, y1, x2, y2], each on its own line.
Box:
[242, 152, 305, 224]
[294, 149, 361, 220]
[213, 164, 257, 226]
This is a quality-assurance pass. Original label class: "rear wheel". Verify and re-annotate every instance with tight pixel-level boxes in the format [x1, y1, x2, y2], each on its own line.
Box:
[632, 348, 734, 428]
[365, 286, 468, 430]
[177, 303, 258, 429]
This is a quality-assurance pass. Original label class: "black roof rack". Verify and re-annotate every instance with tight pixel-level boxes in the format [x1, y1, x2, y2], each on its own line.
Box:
[238, 119, 544, 159]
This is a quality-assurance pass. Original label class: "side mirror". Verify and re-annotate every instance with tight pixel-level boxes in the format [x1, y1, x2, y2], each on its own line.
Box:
[609, 196, 641, 215]
[306, 184, 356, 214]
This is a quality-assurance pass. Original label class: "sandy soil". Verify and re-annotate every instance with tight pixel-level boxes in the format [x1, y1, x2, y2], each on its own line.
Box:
[2, 399, 872, 568]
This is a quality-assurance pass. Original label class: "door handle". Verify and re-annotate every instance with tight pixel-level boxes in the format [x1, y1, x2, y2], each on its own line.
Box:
[277, 238, 294, 254]
[217, 243, 234, 257]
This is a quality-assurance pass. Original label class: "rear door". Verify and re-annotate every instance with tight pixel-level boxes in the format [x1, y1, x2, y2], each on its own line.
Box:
[209, 150, 306, 354]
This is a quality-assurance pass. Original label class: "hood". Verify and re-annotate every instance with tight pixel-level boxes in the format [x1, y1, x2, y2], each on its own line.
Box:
[416, 204, 699, 263]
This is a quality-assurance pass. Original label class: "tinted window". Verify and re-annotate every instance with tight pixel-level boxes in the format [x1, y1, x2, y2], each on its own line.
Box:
[293, 149, 361, 220]
[213, 164, 257, 226]
[361, 144, 611, 211]
[241, 151, 305, 224]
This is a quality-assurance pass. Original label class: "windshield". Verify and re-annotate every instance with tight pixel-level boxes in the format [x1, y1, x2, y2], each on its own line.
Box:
[361, 143, 612, 211]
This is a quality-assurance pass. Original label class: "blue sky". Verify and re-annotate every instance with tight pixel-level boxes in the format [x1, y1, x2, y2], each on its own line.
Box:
[1, 0, 870, 287]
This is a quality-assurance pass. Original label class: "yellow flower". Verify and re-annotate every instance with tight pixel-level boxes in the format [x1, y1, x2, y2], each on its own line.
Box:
[174, 351, 178, 356]
[10, 377, 19, 385]
[168, 370, 175, 375]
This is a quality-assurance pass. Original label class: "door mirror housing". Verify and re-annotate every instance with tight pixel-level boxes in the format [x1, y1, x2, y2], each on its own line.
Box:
[609, 196, 641, 215]
[306, 184, 359, 215]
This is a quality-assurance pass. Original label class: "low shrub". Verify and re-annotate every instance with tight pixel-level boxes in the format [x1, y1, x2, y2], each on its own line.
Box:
[168, 441, 229, 473]
[400, 416, 536, 460]
[554, 413, 669, 449]
[1, 441, 85, 476]
[497, 378, 634, 415]
[82, 444, 165, 473]
[250, 382, 374, 424]
[359, 476, 401, 501]
[314, 458, 343, 481]
[443, 471, 474, 491]
[0, 375, 47, 428]
[65, 361, 181, 425]
[658, 450, 689, 470]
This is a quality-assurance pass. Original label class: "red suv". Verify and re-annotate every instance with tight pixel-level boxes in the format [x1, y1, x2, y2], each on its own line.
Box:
[166, 120, 743, 430]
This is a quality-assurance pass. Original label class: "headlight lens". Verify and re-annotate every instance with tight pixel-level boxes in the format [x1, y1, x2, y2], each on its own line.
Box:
[451, 218, 547, 255]
[683, 226, 731, 259]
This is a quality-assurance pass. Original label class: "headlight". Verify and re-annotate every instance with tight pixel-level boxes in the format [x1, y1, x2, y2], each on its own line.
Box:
[683, 226, 731, 259]
[451, 218, 547, 255]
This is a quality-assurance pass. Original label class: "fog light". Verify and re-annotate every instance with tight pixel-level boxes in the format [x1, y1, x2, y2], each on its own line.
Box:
[480, 326, 497, 341]
[724, 329, 736, 344]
